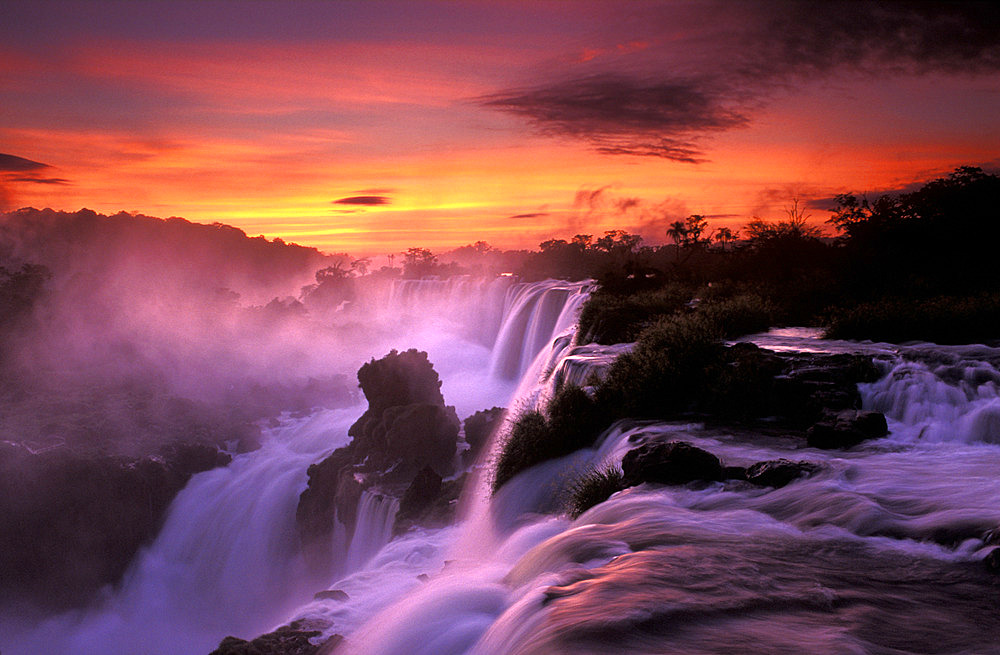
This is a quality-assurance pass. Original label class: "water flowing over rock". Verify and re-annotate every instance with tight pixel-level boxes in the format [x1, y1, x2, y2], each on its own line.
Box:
[0, 441, 231, 609]
[296, 348, 460, 573]
[209, 620, 342, 655]
[17, 283, 1000, 655]
[744, 458, 820, 487]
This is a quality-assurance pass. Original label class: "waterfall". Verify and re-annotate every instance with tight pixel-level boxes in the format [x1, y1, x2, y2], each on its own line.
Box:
[344, 491, 400, 572]
[488, 280, 591, 380]
[336, 334, 1000, 655]
[2, 276, 592, 655]
[862, 347, 1000, 445]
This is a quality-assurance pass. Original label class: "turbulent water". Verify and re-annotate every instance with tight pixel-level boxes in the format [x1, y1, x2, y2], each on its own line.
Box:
[7, 280, 1000, 654]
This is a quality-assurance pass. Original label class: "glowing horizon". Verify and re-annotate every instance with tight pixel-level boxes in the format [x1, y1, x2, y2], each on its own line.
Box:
[2, 1, 998, 256]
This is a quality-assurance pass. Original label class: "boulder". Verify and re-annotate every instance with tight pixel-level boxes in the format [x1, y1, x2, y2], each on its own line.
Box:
[209, 620, 342, 655]
[806, 409, 888, 449]
[621, 441, 723, 487]
[745, 459, 819, 488]
[985, 548, 1000, 574]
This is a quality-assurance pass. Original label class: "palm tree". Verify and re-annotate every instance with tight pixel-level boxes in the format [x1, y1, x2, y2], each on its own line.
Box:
[666, 220, 688, 263]
[714, 226, 737, 251]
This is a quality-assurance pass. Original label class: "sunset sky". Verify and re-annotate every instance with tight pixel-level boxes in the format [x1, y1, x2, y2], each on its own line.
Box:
[2, 0, 998, 256]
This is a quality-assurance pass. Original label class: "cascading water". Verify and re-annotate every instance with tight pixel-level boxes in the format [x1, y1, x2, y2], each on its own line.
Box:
[10, 291, 1000, 655]
[333, 329, 1000, 655]
[2, 277, 590, 655]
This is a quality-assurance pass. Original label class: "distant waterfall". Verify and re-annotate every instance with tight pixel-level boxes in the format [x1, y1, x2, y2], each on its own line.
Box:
[488, 280, 591, 380]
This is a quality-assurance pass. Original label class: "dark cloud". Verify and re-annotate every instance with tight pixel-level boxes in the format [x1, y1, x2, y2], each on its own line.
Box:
[509, 212, 548, 219]
[482, 2, 1000, 162]
[332, 195, 391, 206]
[0, 153, 50, 173]
[481, 75, 747, 163]
[8, 176, 70, 185]
[748, 1, 1000, 78]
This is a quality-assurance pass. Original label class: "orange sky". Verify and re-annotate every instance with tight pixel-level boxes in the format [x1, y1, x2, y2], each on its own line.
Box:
[2, 1, 998, 256]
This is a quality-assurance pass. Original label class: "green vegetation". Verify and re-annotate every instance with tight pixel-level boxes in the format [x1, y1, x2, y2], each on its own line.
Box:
[577, 283, 694, 345]
[566, 466, 626, 518]
[493, 293, 777, 492]
[492, 384, 607, 493]
[826, 293, 1000, 344]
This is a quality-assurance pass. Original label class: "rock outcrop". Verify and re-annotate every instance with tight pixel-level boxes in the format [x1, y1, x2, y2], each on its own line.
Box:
[463, 406, 505, 465]
[210, 620, 342, 655]
[745, 458, 820, 487]
[296, 349, 461, 572]
[621, 441, 723, 487]
[806, 409, 889, 449]
[0, 441, 231, 609]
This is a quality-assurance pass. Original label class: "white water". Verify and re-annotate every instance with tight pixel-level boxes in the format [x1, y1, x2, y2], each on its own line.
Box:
[2, 277, 590, 655]
[9, 294, 1000, 654]
[331, 329, 1000, 654]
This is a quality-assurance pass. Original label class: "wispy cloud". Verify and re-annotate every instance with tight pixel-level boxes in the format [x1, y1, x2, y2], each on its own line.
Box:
[482, 1, 1000, 162]
[332, 195, 391, 206]
[0, 153, 50, 172]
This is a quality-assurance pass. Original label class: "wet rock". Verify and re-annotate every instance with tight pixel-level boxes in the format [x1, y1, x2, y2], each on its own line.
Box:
[985, 548, 1000, 574]
[621, 441, 723, 487]
[313, 589, 349, 601]
[463, 406, 505, 464]
[209, 620, 342, 655]
[347, 349, 460, 480]
[0, 441, 231, 609]
[806, 409, 889, 449]
[396, 465, 443, 523]
[745, 459, 819, 488]
[722, 465, 747, 481]
[297, 350, 461, 568]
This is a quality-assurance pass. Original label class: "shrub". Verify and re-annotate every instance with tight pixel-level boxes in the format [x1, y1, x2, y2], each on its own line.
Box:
[825, 293, 1000, 344]
[492, 410, 550, 493]
[566, 465, 626, 518]
[492, 384, 612, 493]
[595, 312, 724, 418]
[577, 284, 693, 345]
[696, 293, 775, 339]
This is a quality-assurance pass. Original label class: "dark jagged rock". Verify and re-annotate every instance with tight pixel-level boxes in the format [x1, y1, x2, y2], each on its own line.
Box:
[394, 473, 467, 536]
[368, 403, 460, 480]
[314, 589, 350, 601]
[209, 620, 342, 655]
[349, 348, 446, 435]
[985, 548, 1000, 574]
[296, 349, 461, 570]
[396, 465, 443, 523]
[765, 353, 883, 426]
[806, 409, 889, 449]
[463, 406, 505, 464]
[621, 441, 723, 487]
[723, 465, 747, 481]
[745, 459, 819, 488]
[0, 441, 231, 609]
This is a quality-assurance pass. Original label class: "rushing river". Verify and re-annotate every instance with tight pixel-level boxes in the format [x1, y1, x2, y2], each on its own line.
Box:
[6, 279, 1000, 654]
